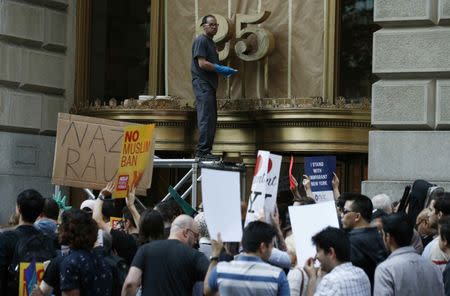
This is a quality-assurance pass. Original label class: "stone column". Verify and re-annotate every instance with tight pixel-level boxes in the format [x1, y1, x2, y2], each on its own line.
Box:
[362, 0, 450, 200]
[0, 0, 75, 223]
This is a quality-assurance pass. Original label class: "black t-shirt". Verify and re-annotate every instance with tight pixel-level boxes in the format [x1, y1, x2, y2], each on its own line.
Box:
[191, 34, 219, 89]
[132, 239, 209, 296]
[110, 229, 138, 266]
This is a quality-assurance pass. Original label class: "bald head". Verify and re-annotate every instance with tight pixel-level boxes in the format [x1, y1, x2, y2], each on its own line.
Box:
[170, 214, 194, 234]
[169, 214, 199, 247]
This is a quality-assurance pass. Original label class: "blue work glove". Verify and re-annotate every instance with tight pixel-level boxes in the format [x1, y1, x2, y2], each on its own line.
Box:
[214, 64, 238, 78]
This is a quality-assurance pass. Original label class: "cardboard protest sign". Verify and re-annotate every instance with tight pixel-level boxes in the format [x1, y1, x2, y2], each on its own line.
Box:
[201, 168, 242, 242]
[304, 156, 336, 202]
[244, 151, 282, 226]
[19, 261, 44, 296]
[263, 153, 282, 224]
[288, 201, 339, 268]
[52, 113, 155, 195]
[114, 124, 155, 198]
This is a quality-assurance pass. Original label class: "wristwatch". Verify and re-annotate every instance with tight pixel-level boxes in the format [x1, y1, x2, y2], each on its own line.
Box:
[209, 256, 219, 261]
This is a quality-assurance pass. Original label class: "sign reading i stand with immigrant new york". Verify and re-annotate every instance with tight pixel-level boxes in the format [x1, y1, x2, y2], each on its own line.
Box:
[245, 150, 282, 226]
[304, 156, 336, 203]
[114, 124, 155, 198]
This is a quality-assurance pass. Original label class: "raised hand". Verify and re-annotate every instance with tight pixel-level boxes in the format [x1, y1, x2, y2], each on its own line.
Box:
[126, 186, 136, 207]
[100, 181, 115, 198]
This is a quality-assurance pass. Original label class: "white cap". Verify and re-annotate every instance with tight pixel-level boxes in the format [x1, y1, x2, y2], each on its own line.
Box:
[80, 199, 95, 212]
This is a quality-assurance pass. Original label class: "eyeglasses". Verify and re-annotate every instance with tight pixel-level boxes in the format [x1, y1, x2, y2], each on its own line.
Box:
[341, 209, 354, 215]
[205, 23, 219, 27]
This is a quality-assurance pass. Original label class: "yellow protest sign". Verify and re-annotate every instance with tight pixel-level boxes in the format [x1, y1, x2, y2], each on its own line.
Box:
[19, 262, 44, 296]
[114, 124, 155, 198]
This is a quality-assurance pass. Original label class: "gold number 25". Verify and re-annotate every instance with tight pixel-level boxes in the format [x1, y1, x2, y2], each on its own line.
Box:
[196, 12, 275, 62]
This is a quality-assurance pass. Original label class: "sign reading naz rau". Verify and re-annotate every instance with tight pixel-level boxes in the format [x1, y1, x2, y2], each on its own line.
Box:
[52, 113, 154, 195]
[304, 156, 336, 203]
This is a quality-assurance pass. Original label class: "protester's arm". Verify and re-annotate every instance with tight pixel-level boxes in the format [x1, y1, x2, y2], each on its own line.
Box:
[30, 281, 53, 296]
[302, 175, 313, 199]
[93, 198, 110, 233]
[290, 177, 302, 202]
[332, 173, 340, 201]
[271, 206, 287, 251]
[304, 257, 319, 296]
[93, 182, 114, 233]
[204, 233, 223, 296]
[269, 248, 291, 270]
[122, 266, 142, 296]
[126, 186, 141, 231]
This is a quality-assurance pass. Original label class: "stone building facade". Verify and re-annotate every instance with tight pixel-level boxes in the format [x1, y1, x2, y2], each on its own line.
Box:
[362, 0, 450, 198]
[0, 0, 75, 222]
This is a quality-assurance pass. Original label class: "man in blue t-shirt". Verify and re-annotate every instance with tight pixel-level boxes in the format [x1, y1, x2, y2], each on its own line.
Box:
[191, 14, 237, 161]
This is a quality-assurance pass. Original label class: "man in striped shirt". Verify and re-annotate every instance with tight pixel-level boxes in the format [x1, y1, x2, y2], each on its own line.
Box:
[204, 221, 290, 296]
[304, 226, 371, 296]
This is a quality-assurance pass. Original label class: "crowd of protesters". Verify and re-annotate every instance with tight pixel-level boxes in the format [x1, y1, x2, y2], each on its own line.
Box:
[0, 174, 449, 296]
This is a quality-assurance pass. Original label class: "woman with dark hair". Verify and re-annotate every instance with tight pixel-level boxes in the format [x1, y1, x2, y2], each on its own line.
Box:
[58, 209, 113, 295]
[138, 209, 164, 245]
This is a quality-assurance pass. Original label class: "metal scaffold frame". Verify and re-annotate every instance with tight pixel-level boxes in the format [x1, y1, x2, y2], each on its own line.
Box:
[81, 157, 247, 210]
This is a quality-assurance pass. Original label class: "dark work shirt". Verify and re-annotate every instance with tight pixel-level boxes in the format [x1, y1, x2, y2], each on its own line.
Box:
[191, 34, 219, 89]
[60, 249, 113, 296]
[0, 225, 42, 294]
[348, 227, 388, 290]
[132, 239, 209, 296]
[110, 229, 138, 266]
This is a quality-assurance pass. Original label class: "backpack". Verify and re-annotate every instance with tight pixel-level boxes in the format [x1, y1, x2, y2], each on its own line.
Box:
[103, 254, 129, 296]
[7, 230, 56, 295]
[399, 179, 444, 225]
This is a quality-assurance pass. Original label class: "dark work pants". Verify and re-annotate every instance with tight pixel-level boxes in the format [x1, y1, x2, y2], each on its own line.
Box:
[193, 78, 217, 155]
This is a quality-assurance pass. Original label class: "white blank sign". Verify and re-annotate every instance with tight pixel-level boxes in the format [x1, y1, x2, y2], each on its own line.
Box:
[201, 168, 242, 242]
[288, 201, 340, 267]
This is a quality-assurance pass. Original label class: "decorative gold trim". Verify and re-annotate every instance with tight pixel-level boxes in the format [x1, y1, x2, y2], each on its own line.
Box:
[80, 106, 371, 154]
[149, 0, 165, 95]
[74, 0, 92, 107]
[288, 0, 293, 98]
[323, 0, 337, 104]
